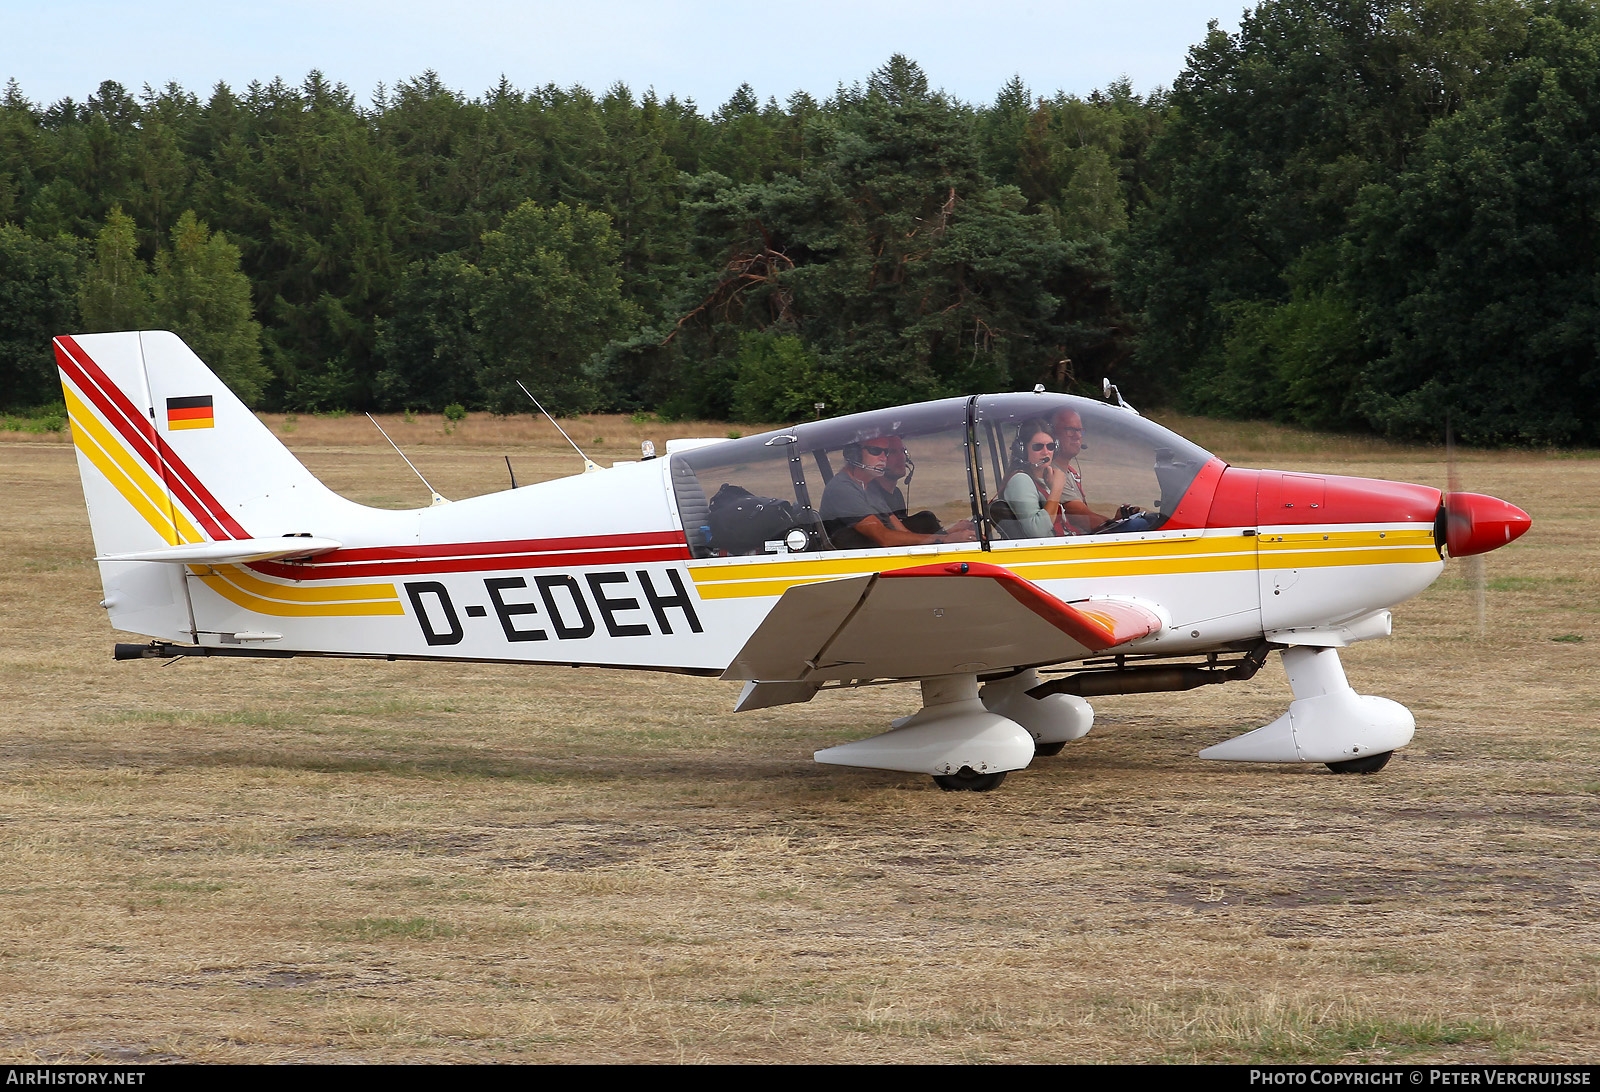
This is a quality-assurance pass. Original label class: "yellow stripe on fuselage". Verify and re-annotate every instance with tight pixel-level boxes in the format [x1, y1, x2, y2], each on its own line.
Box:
[191, 565, 405, 617]
[686, 527, 1439, 600]
[217, 564, 401, 604]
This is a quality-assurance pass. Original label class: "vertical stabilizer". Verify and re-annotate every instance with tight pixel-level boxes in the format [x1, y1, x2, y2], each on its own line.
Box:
[56, 330, 375, 641]
[57, 331, 362, 553]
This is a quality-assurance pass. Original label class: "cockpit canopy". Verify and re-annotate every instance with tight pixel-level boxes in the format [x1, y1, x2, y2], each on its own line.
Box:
[669, 393, 1214, 559]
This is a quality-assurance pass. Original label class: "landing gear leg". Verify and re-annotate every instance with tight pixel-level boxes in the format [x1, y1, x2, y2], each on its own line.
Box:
[1198, 645, 1414, 767]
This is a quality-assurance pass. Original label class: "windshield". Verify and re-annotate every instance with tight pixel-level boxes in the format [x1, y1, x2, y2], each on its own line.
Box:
[974, 394, 1213, 541]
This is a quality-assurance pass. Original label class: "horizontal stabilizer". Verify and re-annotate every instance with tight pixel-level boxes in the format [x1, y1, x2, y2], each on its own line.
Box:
[97, 537, 343, 565]
[723, 560, 1163, 685]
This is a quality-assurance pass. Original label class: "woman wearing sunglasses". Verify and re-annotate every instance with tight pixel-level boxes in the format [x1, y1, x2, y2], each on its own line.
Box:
[997, 419, 1070, 539]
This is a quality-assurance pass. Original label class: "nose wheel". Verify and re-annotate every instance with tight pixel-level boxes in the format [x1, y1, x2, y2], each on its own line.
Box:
[932, 767, 1008, 792]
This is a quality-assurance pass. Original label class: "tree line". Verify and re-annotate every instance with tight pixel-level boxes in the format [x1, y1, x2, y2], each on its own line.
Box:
[3, 0, 1599, 444]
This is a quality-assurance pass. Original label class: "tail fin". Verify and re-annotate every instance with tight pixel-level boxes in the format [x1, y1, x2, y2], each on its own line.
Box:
[56, 330, 352, 555]
[57, 331, 372, 640]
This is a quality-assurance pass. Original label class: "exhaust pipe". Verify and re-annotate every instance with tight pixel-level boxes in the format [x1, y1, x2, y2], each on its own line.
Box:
[1028, 643, 1270, 699]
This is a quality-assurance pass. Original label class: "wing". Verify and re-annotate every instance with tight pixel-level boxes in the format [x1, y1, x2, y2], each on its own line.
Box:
[723, 560, 1163, 708]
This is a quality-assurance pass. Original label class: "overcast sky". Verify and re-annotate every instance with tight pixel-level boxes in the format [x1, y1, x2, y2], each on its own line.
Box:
[2, 1, 1245, 111]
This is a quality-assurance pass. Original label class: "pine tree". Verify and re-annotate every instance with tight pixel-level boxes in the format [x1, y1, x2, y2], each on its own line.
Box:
[0, 225, 83, 408]
[149, 210, 268, 404]
[77, 205, 150, 331]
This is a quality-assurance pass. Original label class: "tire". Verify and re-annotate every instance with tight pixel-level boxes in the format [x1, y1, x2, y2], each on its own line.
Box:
[1325, 751, 1394, 774]
[1033, 741, 1066, 757]
[932, 768, 1008, 792]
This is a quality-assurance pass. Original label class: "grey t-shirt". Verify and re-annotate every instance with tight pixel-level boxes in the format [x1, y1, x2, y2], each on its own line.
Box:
[821, 472, 895, 549]
[1061, 462, 1086, 507]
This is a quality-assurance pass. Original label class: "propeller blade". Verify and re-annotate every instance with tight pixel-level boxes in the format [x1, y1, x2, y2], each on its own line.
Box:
[1446, 414, 1459, 495]
[1439, 416, 1524, 638]
[1467, 553, 1486, 637]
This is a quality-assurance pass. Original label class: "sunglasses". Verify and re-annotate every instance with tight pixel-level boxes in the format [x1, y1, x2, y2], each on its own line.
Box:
[1030, 442, 1058, 452]
[861, 445, 893, 456]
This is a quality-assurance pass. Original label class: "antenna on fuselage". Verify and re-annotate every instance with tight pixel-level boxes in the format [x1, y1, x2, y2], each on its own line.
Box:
[516, 380, 602, 474]
[365, 413, 450, 505]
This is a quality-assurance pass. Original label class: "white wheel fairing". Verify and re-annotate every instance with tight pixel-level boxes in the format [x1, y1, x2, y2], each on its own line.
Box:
[815, 676, 1036, 776]
[979, 669, 1094, 744]
[1199, 646, 1416, 764]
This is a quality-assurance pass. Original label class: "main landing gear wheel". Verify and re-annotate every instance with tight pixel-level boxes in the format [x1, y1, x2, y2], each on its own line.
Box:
[932, 767, 1008, 792]
[1033, 741, 1066, 757]
[1325, 751, 1394, 774]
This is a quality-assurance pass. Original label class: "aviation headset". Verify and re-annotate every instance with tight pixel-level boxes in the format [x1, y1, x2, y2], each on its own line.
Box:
[842, 438, 890, 477]
[844, 431, 913, 486]
[1011, 419, 1056, 470]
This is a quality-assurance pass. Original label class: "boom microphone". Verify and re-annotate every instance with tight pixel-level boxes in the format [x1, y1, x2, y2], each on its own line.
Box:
[843, 443, 885, 476]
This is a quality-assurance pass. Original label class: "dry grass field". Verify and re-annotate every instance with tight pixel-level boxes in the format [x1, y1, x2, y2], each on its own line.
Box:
[1, 410, 1595, 1064]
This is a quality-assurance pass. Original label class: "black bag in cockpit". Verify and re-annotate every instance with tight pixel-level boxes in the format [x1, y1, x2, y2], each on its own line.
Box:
[706, 483, 800, 555]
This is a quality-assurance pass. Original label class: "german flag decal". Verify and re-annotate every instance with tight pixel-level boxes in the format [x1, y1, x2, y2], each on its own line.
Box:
[166, 395, 214, 431]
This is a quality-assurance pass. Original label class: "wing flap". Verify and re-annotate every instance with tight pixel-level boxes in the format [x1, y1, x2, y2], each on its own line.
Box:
[722, 560, 1164, 684]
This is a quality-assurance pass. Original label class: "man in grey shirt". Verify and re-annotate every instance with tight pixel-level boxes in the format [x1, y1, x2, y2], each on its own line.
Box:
[1049, 408, 1113, 533]
[821, 434, 978, 550]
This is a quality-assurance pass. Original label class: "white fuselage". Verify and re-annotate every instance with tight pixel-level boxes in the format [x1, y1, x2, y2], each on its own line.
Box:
[128, 455, 1442, 673]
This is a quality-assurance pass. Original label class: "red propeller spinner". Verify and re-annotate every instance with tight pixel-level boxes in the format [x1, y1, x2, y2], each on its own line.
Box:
[1440, 492, 1532, 557]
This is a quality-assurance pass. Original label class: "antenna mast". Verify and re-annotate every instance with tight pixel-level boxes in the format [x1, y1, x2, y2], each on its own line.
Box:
[365, 413, 449, 505]
[516, 381, 602, 473]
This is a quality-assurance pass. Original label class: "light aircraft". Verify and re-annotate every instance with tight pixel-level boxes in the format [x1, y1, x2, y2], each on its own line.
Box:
[56, 331, 1531, 791]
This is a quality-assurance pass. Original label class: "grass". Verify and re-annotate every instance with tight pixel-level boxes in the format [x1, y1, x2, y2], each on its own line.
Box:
[1, 406, 66, 433]
[0, 421, 1595, 1063]
[325, 917, 458, 941]
[1148, 992, 1522, 1063]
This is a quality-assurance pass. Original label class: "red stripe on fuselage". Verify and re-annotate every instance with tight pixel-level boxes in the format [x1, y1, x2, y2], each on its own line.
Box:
[56, 336, 249, 541]
[249, 531, 691, 581]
